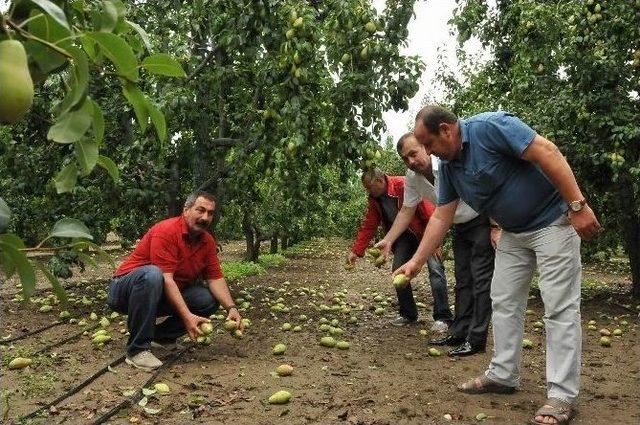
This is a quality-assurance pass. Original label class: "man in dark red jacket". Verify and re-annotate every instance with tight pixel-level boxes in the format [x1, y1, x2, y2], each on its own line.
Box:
[108, 191, 243, 371]
[347, 168, 453, 328]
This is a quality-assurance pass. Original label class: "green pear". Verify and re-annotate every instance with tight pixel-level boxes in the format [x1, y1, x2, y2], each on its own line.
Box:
[9, 357, 32, 369]
[201, 322, 215, 335]
[393, 274, 409, 289]
[268, 390, 292, 404]
[0, 40, 34, 124]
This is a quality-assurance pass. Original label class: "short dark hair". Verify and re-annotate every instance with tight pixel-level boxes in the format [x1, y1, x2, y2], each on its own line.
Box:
[415, 105, 458, 135]
[396, 132, 415, 155]
[184, 190, 216, 208]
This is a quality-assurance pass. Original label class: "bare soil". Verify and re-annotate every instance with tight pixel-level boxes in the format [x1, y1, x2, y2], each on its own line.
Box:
[1, 238, 639, 424]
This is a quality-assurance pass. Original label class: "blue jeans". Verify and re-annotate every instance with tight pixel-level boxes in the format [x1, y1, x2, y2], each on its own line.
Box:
[107, 265, 219, 355]
[392, 232, 453, 322]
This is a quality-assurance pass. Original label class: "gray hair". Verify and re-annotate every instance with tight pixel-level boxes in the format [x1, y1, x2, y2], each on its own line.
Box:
[184, 190, 216, 208]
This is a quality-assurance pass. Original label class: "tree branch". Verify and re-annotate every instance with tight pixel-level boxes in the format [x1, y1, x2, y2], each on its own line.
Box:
[7, 19, 73, 59]
[186, 45, 218, 82]
[211, 137, 243, 147]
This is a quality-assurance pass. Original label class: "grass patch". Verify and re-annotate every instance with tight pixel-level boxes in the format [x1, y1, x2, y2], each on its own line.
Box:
[221, 261, 265, 282]
[21, 370, 58, 398]
[221, 253, 287, 283]
[258, 254, 286, 268]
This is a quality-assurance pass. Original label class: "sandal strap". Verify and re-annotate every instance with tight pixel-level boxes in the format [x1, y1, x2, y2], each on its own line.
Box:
[462, 375, 505, 390]
[534, 398, 574, 421]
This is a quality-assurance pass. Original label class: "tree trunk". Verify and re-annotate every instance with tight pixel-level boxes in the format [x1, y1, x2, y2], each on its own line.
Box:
[270, 234, 278, 254]
[253, 226, 262, 262]
[167, 160, 182, 216]
[619, 179, 640, 298]
[242, 211, 258, 262]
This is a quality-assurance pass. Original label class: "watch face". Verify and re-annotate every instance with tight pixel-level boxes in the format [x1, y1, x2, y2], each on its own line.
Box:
[570, 201, 582, 212]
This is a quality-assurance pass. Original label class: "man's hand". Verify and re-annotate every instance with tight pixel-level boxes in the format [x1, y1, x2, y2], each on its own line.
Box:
[183, 314, 211, 341]
[346, 251, 358, 265]
[392, 258, 423, 280]
[490, 228, 502, 248]
[374, 239, 393, 257]
[568, 205, 601, 240]
[227, 308, 244, 331]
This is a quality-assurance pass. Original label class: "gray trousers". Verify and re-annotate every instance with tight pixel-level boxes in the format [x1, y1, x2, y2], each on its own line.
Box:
[485, 214, 582, 404]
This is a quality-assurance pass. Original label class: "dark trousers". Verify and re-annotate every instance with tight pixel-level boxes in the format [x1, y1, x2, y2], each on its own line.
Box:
[392, 232, 453, 322]
[107, 265, 219, 355]
[448, 216, 495, 347]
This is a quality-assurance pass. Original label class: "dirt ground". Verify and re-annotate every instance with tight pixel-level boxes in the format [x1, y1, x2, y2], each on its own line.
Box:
[1, 238, 639, 424]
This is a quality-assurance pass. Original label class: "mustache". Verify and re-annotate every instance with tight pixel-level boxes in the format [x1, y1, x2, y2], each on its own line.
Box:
[196, 220, 209, 226]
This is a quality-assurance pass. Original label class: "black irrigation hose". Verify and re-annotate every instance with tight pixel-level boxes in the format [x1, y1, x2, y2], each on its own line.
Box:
[91, 346, 190, 425]
[0, 321, 63, 345]
[33, 323, 100, 356]
[19, 354, 127, 422]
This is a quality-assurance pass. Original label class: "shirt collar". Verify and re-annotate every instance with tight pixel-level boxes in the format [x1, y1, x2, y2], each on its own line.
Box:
[180, 215, 202, 242]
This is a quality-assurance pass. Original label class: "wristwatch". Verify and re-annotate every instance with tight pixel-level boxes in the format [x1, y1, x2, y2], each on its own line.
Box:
[226, 304, 238, 312]
[568, 198, 586, 212]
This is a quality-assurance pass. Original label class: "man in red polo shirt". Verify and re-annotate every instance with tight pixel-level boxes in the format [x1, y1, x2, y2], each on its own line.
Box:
[347, 168, 453, 329]
[108, 191, 242, 371]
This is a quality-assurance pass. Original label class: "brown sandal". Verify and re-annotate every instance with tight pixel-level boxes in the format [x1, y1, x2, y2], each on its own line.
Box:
[529, 398, 577, 425]
[456, 375, 517, 394]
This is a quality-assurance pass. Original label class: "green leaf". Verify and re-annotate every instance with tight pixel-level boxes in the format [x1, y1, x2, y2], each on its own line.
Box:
[0, 234, 26, 249]
[81, 35, 97, 60]
[49, 218, 93, 240]
[85, 32, 138, 81]
[74, 139, 99, 175]
[0, 234, 26, 279]
[122, 82, 148, 131]
[0, 197, 10, 233]
[26, 11, 70, 73]
[100, 0, 119, 32]
[143, 407, 161, 415]
[48, 103, 93, 144]
[141, 53, 186, 77]
[87, 98, 105, 144]
[30, 0, 71, 31]
[126, 20, 152, 52]
[147, 101, 167, 143]
[71, 240, 114, 267]
[0, 242, 36, 299]
[54, 163, 78, 193]
[97, 155, 120, 182]
[56, 46, 89, 116]
[36, 262, 68, 305]
[110, 0, 127, 18]
[76, 251, 98, 269]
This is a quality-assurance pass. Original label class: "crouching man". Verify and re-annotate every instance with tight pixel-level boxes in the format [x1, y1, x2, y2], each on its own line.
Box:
[107, 191, 242, 371]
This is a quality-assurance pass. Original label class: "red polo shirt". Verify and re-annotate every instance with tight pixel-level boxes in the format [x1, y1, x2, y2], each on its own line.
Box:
[114, 216, 224, 288]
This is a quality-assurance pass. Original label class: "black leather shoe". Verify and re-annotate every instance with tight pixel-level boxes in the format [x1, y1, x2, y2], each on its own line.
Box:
[429, 335, 465, 346]
[448, 341, 485, 357]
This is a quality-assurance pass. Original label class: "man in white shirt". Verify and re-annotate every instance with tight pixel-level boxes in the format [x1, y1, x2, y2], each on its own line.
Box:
[376, 133, 495, 357]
